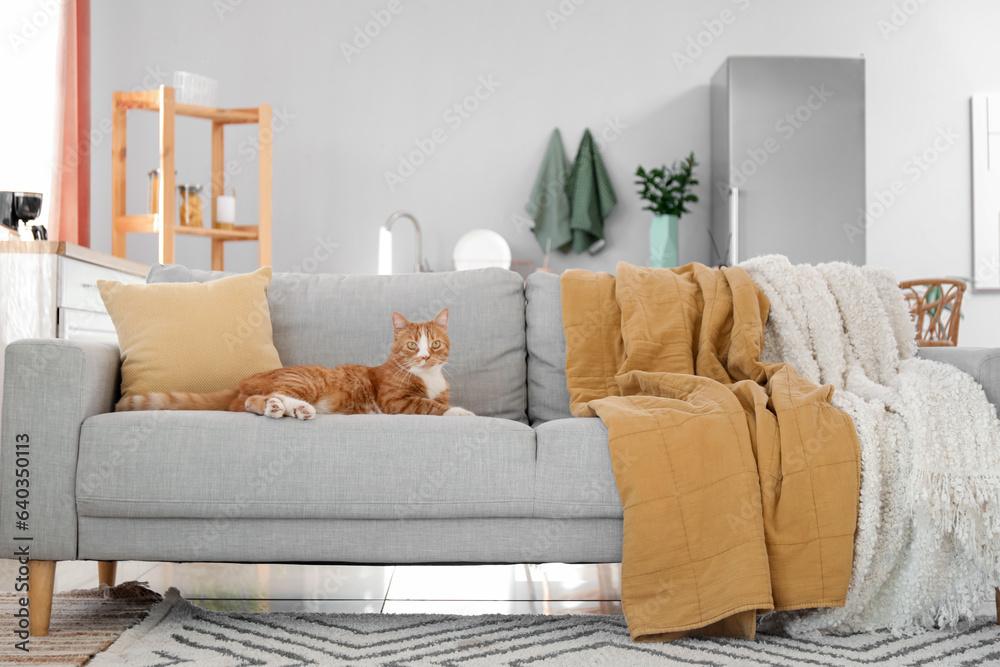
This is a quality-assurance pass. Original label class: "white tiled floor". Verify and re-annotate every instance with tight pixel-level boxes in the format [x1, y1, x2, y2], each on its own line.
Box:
[381, 600, 623, 615]
[3, 559, 994, 618]
[0, 560, 624, 615]
[387, 564, 621, 601]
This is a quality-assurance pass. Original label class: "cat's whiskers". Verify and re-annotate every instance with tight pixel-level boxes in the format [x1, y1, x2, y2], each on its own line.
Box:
[380, 358, 409, 387]
[389, 362, 414, 384]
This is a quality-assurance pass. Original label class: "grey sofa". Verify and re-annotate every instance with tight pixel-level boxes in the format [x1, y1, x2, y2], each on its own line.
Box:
[3, 266, 999, 635]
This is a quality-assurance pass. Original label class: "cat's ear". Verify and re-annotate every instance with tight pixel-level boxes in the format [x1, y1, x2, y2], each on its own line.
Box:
[392, 312, 409, 333]
[434, 308, 449, 329]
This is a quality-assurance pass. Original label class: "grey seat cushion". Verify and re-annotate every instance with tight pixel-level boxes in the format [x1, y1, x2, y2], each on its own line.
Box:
[77, 412, 536, 521]
[533, 418, 622, 519]
[917, 347, 1000, 408]
[146, 265, 528, 422]
[524, 272, 572, 424]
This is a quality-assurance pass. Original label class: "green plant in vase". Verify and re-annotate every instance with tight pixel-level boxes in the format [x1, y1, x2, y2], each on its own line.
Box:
[635, 152, 699, 268]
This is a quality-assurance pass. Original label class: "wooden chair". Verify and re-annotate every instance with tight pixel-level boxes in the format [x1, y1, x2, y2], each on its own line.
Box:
[900, 279, 996, 618]
[899, 279, 966, 347]
[901, 278, 999, 620]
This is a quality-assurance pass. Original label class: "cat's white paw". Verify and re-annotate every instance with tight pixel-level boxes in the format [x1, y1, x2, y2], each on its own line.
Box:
[293, 404, 316, 420]
[264, 397, 285, 418]
[444, 406, 475, 417]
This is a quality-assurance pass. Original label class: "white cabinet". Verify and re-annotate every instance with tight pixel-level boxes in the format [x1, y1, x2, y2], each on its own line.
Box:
[56, 307, 119, 342]
[710, 57, 866, 266]
[0, 241, 147, 404]
[0, 241, 147, 345]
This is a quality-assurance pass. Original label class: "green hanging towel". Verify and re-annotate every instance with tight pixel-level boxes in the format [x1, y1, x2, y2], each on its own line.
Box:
[526, 129, 573, 252]
[565, 128, 617, 254]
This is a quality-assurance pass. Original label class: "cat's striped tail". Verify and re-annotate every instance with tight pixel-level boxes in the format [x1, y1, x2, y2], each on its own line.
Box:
[116, 388, 239, 412]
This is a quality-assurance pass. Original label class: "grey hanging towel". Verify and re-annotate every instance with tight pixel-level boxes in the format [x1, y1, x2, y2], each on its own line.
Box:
[565, 128, 617, 254]
[526, 129, 573, 252]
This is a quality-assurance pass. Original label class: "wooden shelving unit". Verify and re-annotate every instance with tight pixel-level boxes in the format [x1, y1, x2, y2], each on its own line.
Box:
[111, 85, 271, 271]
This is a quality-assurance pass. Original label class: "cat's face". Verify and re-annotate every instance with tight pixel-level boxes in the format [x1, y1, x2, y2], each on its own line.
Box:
[390, 309, 451, 370]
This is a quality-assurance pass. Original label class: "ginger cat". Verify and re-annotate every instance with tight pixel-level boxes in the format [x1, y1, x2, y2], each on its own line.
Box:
[116, 309, 475, 420]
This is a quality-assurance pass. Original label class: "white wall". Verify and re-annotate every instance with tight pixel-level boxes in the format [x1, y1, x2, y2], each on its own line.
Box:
[90, 0, 1000, 345]
[0, 0, 63, 231]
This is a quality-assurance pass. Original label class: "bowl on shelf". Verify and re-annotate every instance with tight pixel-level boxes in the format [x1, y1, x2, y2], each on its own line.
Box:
[452, 229, 512, 271]
[173, 71, 218, 107]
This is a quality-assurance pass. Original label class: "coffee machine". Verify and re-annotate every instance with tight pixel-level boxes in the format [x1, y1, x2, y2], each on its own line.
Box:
[0, 191, 45, 239]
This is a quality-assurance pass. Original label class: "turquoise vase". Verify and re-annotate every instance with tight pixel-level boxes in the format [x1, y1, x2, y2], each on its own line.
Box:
[650, 214, 679, 268]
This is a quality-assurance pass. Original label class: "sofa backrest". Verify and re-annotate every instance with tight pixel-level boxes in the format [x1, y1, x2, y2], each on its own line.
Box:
[147, 265, 528, 422]
[524, 272, 573, 424]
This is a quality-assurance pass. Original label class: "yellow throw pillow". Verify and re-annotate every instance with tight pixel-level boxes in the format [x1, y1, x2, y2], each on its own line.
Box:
[99, 266, 283, 399]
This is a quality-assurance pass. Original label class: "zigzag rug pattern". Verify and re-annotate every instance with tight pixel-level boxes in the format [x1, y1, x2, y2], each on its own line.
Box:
[91, 589, 1000, 666]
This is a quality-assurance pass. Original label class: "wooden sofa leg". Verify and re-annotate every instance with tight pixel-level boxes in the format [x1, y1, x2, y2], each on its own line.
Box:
[996, 587, 999, 626]
[28, 560, 56, 637]
[98, 561, 117, 587]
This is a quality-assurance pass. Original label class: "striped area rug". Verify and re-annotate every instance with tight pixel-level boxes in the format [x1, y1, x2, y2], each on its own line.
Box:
[0, 582, 161, 666]
[91, 588, 1000, 666]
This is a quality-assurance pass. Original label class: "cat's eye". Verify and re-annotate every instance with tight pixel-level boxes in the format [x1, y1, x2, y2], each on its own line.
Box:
[431, 341, 441, 349]
[407, 342, 417, 350]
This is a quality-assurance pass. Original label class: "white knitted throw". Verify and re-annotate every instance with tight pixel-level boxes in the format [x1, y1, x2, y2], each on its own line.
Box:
[742, 255, 1000, 636]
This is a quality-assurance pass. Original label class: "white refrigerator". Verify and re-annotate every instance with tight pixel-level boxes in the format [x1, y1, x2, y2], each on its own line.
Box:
[710, 56, 867, 266]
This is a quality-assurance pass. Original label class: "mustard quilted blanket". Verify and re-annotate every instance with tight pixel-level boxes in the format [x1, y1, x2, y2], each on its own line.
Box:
[561, 262, 860, 641]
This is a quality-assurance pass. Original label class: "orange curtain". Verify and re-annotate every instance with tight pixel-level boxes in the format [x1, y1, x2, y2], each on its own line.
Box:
[54, 0, 90, 246]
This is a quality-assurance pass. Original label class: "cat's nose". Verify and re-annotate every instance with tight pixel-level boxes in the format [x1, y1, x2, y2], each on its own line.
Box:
[421, 355, 430, 361]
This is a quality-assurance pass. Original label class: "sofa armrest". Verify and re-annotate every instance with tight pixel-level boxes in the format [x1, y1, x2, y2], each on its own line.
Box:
[0, 339, 120, 560]
[917, 347, 1000, 409]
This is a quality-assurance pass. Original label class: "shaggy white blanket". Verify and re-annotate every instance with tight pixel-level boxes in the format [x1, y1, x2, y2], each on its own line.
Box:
[742, 255, 1000, 636]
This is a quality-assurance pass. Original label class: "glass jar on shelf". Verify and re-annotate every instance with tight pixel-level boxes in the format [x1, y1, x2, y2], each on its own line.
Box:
[147, 168, 177, 215]
[177, 184, 204, 227]
[148, 169, 178, 228]
[148, 169, 160, 215]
